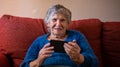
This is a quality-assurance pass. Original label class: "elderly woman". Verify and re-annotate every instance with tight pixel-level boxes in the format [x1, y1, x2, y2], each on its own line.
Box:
[20, 4, 98, 67]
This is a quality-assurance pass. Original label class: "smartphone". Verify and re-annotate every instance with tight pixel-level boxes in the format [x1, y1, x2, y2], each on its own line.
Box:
[50, 40, 67, 53]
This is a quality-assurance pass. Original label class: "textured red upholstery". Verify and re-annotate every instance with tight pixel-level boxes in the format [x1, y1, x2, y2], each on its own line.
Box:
[102, 22, 120, 67]
[0, 15, 47, 67]
[0, 15, 10, 30]
[0, 14, 120, 67]
[69, 19, 103, 67]
[0, 53, 11, 67]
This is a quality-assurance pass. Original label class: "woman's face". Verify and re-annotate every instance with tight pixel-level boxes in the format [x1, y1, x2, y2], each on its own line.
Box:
[47, 13, 69, 36]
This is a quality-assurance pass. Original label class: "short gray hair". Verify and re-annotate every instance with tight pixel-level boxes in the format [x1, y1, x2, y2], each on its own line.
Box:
[44, 4, 72, 24]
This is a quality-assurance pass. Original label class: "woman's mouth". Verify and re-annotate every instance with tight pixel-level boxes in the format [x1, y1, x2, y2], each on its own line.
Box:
[54, 27, 63, 30]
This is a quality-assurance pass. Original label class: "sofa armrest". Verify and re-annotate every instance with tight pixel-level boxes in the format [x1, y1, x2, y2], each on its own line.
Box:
[0, 53, 11, 67]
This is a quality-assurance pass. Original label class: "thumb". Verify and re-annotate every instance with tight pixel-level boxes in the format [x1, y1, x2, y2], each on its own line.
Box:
[73, 39, 76, 43]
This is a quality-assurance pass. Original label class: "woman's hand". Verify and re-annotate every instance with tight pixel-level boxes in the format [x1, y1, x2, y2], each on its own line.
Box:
[38, 43, 54, 61]
[64, 40, 84, 64]
[37, 43, 54, 65]
[30, 43, 54, 67]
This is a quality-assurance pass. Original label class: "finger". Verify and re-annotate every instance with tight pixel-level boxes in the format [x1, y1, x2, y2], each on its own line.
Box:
[40, 46, 54, 55]
[66, 42, 77, 50]
[40, 50, 54, 55]
[68, 42, 79, 49]
[64, 43, 77, 53]
[64, 43, 72, 50]
[72, 40, 79, 48]
[73, 39, 76, 43]
[65, 43, 80, 53]
[45, 46, 54, 51]
[43, 43, 50, 48]
[43, 53, 53, 58]
[39, 53, 53, 60]
[45, 50, 54, 54]
[64, 43, 72, 54]
[64, 44, 79, 58]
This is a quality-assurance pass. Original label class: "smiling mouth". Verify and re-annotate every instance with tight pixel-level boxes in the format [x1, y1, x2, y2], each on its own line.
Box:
[54, 27, 63, 30]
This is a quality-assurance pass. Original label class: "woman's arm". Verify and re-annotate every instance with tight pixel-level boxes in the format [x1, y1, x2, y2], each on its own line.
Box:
[29, 58, 43, 67]
[78, 33, 99, 67]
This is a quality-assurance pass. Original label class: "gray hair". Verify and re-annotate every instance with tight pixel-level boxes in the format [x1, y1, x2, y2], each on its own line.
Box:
[44, 4, 72, 24]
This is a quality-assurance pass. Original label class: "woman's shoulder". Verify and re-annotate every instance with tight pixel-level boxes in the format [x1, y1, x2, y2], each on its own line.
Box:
[68, 30, 83, 35]
[67, 30, 85, 40]
[31, 33, 49, 47]
[33, 33, 49, 42]
[37, 34, 49, 39]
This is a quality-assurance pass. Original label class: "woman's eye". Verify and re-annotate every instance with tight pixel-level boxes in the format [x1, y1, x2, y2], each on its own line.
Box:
[60, 19, 65, 22]
[52, 19, 57, 22]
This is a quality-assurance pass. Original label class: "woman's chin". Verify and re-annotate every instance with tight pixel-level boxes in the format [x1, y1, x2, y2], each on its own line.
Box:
[53, 30, 62, 33]
[54, 32, 61, 35]
[52, 30, 65, 35]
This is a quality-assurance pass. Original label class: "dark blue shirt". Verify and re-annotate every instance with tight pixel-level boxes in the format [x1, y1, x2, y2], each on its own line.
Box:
[20, 30, 98, 67]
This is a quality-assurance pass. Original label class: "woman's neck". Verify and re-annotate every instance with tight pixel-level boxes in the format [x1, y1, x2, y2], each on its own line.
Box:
[48, 33, 67, 41]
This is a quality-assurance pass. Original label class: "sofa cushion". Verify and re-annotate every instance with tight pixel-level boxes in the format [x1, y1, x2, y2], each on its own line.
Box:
[0, 53, 11, 67]
[69, 19, 103, 67]
[0, 15, 10, 32]
[102, 22, 120, 67]
[0, 15, 47, 67]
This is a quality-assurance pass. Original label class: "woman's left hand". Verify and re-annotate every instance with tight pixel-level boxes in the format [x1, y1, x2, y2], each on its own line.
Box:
[64, 40, 81, 64]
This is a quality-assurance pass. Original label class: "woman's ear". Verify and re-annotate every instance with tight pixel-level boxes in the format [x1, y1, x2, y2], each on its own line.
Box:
[46, 23, 50, 27]
[46, 23, 51, 32]
[46, 23, 50, 28]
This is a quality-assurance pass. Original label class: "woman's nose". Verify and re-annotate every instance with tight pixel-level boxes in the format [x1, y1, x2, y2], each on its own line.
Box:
[56, 20, 61, 26]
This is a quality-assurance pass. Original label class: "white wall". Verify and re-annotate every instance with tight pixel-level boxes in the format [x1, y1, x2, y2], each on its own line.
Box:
[0, 0, 120, 21]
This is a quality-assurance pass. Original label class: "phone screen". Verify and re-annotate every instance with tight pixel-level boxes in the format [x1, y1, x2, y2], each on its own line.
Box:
[50, 40, 67, 53]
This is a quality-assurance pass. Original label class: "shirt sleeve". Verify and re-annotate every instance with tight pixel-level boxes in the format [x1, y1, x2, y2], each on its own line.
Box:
[20, 38, 41, 67]
[77, 32, 99, 67]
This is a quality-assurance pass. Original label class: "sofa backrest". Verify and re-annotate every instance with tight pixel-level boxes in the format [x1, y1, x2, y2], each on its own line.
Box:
[0, 15, 103, 67]
[69, 19, 103, 67]
[102, 22, 120, 67]
[0, 15, 47, 67]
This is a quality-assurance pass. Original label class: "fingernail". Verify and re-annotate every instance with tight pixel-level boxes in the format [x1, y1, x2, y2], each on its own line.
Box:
[73, 39, 76, 42]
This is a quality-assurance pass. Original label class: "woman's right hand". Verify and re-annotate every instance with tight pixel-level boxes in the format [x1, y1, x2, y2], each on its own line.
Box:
[38, 43, 54, 61]
[37, 43, 54, 66]
[39, 43, 54, 60]
[30, 43, 54, 67]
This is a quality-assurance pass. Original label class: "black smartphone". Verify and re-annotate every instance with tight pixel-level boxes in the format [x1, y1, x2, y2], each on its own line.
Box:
[50, 40, 67, 53]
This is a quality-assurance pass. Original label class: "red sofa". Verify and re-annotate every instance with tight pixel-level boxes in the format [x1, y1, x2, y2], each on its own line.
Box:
[0, 15, 120, 67]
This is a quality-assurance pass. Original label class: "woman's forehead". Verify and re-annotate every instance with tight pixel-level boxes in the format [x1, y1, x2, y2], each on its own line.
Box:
[51, 13, 66, 19]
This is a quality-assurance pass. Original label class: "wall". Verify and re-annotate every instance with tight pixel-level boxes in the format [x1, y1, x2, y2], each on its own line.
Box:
[0, 0, 120, 21]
